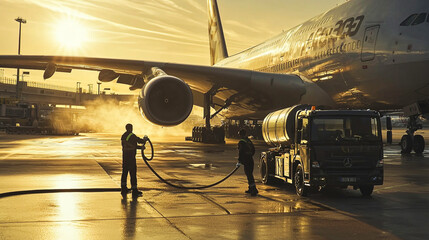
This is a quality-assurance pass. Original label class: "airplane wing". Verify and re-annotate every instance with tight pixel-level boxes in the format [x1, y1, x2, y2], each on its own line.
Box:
[0, 55, 306, 122]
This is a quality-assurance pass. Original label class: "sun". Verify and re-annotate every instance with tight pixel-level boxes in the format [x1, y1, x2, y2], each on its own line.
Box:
[54, 17, 89, 50]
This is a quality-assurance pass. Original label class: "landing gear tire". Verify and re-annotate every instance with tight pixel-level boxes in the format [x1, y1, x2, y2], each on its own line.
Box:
[260, 155, 274, 184]
[401, 135, 413, 154]
[413, 135, 425, 154]
[294, 164, 308, 197]
[359, 185, 374, 197]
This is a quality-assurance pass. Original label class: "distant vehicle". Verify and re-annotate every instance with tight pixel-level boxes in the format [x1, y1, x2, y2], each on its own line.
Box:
[0, 0, 428, 148]
[260, 105, 384, 197]
[0, 101, 80, 135]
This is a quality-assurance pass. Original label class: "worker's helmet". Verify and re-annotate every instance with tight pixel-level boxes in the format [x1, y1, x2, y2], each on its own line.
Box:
[126, 123, 133, 132]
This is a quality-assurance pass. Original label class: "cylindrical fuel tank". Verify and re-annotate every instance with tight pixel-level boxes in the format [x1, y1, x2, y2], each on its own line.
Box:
[262, 105, 310, 146]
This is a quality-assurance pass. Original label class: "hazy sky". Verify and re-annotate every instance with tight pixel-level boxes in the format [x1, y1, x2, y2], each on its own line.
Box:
[0, 0, 345, 92]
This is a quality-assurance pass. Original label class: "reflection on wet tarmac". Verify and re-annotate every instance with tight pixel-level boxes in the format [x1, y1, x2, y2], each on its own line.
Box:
[0, 133, 426, 239]
[121, 198, 138, 239]
[187, 163, 216, 170]
[52, 174, 82, 189]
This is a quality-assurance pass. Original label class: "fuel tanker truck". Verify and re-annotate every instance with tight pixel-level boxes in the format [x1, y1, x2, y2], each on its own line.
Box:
[259, 105, 384, 197]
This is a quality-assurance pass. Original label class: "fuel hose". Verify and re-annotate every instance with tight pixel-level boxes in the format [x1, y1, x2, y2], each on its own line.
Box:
[0, 138, 239, 199]
[141, 138, 240, 189]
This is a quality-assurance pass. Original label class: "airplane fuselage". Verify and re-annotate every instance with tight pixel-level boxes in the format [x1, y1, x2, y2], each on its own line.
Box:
[216, 0, 429, 114]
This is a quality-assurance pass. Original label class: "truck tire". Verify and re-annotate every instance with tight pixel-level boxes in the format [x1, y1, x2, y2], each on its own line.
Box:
[413, 135, 425, 154]
[359, 185, 374, 197]
[401, 135, 412, 154]
[294, 164, 308, 197]
[260, 155, 274, 184]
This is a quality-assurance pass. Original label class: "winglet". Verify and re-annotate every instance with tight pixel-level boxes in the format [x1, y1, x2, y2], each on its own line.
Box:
[208, 0, 228, 65]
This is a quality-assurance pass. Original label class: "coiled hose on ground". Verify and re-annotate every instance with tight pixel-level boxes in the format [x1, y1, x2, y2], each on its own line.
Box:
[141, 138, 240, 189]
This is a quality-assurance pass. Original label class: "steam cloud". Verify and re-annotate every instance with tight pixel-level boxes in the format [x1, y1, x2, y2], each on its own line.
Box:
[68, 98, 220, 139]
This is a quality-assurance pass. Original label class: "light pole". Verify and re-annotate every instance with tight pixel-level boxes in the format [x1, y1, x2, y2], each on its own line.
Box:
[88, 84, 93, 94]
[97, 82, 101, 95]
[15, 17, 26, 100]
[76, 82, 81, 93]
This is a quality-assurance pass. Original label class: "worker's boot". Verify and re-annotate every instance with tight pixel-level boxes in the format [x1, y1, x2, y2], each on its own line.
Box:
[132, 189, 143, 198]
[121, 187, 128, 198]
[249, 186, 258, 196]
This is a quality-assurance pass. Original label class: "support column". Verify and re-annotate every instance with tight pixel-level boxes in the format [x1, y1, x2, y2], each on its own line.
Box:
[204, 92, 211, 130]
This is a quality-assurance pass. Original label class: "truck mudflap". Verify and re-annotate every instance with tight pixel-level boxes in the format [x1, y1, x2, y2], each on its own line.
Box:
[310, 168, 383, 187]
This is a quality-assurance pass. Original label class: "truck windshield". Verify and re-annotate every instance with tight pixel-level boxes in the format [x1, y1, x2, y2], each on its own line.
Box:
[311, 116, 380, 143]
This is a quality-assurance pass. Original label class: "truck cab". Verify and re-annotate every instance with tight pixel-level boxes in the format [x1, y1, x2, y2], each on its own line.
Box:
[260, 106, 384, 196]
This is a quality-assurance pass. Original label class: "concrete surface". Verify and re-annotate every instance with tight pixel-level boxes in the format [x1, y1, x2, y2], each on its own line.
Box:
[0, 131, 428, 239]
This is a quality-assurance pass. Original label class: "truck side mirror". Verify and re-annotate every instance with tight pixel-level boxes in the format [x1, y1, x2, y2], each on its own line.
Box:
[296, 119, 303, 141]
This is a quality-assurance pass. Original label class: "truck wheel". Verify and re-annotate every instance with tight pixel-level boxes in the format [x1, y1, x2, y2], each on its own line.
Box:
[359, 185, 374, 197]
[260, 155, 274, 184]
[413, 135, 425, 154]
[294, 164, 308, 197]
[400, 135, 412, 154]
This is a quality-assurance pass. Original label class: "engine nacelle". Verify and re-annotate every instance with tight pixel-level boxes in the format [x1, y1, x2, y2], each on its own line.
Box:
[138, 75, 193, 126]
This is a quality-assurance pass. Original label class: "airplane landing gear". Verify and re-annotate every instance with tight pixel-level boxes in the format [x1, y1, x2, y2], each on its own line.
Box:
[401, 115, 425, 154]
[191, 85, 226, 143]
[400, 135, 412, 154]
[413, 134, 425, 154]
[192, 126, 225, 143]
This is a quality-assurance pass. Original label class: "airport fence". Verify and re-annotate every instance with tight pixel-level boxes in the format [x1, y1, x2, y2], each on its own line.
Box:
[0, 77, 16, 85]
[0, 77, 76, 92]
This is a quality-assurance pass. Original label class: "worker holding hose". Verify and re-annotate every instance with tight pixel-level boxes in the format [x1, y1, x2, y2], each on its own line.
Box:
[121, 123, 148, 198]
[238, 129, 258, 196]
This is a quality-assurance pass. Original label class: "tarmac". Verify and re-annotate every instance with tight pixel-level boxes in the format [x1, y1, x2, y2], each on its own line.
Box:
[0, 131, 428, 239]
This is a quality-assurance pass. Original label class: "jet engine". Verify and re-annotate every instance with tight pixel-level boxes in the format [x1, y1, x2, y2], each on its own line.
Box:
[138, 75, 193, 126]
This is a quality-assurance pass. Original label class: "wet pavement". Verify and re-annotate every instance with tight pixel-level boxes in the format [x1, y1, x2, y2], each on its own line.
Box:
[0, 132, 428, 239]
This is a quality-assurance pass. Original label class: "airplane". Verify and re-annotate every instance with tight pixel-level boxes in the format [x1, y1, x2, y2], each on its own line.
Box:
[0, 0, 429, 153]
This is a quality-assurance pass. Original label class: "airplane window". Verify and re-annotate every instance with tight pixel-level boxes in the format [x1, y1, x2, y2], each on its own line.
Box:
[400, 14, 418, 26]
[411, 13, 427, 25]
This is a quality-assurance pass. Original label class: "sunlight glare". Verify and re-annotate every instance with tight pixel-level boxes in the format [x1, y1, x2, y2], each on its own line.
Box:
[55, 16, 88, 50]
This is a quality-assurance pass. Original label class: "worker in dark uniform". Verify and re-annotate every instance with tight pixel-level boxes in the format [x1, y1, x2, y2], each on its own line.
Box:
[121, 123, 148, 198]
[237, 129, 258, 196]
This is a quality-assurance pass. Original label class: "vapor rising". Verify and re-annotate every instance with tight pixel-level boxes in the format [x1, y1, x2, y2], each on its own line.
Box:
[71, 98, 220, 138]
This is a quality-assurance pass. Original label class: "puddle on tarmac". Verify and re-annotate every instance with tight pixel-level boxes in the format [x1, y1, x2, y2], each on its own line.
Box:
[187, 163, 217, 170]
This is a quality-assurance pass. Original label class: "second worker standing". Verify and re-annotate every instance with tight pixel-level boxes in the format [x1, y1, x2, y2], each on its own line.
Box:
[237, 129, 258, 196]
